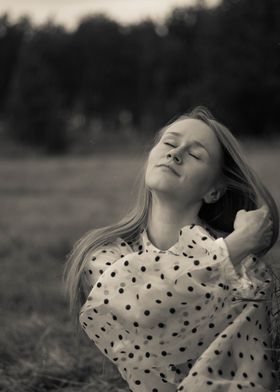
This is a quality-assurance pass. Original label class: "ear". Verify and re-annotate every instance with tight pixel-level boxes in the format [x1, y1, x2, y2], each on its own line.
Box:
[203, 183, 227, 204]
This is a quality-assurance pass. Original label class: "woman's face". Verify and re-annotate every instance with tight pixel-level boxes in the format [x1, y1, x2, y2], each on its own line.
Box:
[145, 118, 224, 205]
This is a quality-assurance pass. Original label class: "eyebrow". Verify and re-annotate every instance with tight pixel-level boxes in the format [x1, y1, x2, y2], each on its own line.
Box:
[164, 131, 211, 157]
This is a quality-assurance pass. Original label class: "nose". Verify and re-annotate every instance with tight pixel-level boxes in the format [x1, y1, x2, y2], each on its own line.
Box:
[166, 149, 183, 164]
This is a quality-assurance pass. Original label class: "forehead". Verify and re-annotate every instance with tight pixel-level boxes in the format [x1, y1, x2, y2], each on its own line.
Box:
[163, 118, 222, 159]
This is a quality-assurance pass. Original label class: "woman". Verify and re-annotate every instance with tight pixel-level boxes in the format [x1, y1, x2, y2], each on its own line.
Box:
[63, 106, 279, 391]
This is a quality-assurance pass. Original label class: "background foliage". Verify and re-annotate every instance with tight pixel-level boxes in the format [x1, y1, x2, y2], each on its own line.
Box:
[0, 0, 279, 153]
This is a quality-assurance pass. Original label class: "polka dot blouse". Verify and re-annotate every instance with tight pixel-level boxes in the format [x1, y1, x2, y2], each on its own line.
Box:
[79, 223, 278, 391]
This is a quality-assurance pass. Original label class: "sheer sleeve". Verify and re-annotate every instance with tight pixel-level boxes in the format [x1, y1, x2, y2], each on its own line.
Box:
[214, 237, 273, 298]
[173, 231, 277, 391]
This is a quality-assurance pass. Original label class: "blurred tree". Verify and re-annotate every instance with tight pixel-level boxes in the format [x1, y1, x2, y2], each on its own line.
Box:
[0, 14, 31, 115]
[1, 0, 280, 152]
[124, 19, 163, 130]
[7, 34, 68, 153]
[73, 15, 124, 121]
[199, 0, 280, 135]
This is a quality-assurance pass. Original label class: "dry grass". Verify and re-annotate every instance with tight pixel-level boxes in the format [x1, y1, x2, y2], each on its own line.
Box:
[0, 140, 279, 391]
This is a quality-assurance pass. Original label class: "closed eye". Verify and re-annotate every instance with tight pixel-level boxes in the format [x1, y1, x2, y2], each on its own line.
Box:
[189, 153, 200, 160]
[164, 142, 200, 160]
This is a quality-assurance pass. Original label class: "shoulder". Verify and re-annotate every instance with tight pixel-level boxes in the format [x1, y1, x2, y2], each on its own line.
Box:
[84, 236, 136, 264]
[82, 236, 137, 293]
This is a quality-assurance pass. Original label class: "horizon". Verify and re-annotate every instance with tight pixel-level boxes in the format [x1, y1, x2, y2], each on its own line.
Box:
[0, 0, 221, 30]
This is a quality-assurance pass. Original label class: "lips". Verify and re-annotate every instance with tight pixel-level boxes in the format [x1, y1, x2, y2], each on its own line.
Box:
[158, 164, 180, 177]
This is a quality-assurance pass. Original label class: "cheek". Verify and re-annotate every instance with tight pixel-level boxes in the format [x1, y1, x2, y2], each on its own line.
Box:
[147, 148, 160, 169]
[185, 164, 216, 190]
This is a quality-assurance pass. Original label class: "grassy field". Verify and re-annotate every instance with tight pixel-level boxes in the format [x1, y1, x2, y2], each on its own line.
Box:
[0, 141, 280, 391]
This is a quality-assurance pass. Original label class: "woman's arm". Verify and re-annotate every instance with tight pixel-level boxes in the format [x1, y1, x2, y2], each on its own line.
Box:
[223, 205, 273, 268]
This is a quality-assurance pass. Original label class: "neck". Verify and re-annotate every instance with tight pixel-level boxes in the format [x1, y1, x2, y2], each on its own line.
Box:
[146, 192, 202, 251]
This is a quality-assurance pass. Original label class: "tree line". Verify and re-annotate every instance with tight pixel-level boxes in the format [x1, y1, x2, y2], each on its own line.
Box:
[0, 0, 279, 153]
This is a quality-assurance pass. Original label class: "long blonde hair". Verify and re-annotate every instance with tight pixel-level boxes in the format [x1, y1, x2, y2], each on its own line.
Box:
[62, 106, 279, 334]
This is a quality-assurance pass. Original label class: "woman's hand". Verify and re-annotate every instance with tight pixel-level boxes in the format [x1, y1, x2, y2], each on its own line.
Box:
[233, 205, 273, 253]
[224, 205, 273, 267]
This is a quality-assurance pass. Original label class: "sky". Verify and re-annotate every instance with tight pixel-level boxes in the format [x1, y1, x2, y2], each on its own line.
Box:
[0, 0, 221, 30]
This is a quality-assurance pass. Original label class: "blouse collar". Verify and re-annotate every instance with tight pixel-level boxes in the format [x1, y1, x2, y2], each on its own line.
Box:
[139, 221, 217, 254]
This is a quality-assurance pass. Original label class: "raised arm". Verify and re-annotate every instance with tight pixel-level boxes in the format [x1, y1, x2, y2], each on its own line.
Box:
[224, 205, 273, 267]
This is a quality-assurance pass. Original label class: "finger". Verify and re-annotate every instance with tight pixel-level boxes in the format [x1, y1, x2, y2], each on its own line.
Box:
[264, 214, 273, 224]
[259, 204, 269, 215]
[260, 207, 270, 219]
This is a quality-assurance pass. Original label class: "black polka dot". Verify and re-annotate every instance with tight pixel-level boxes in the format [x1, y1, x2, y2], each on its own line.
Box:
[167, 291, 173, 297]
[141, 266, 146, 272]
